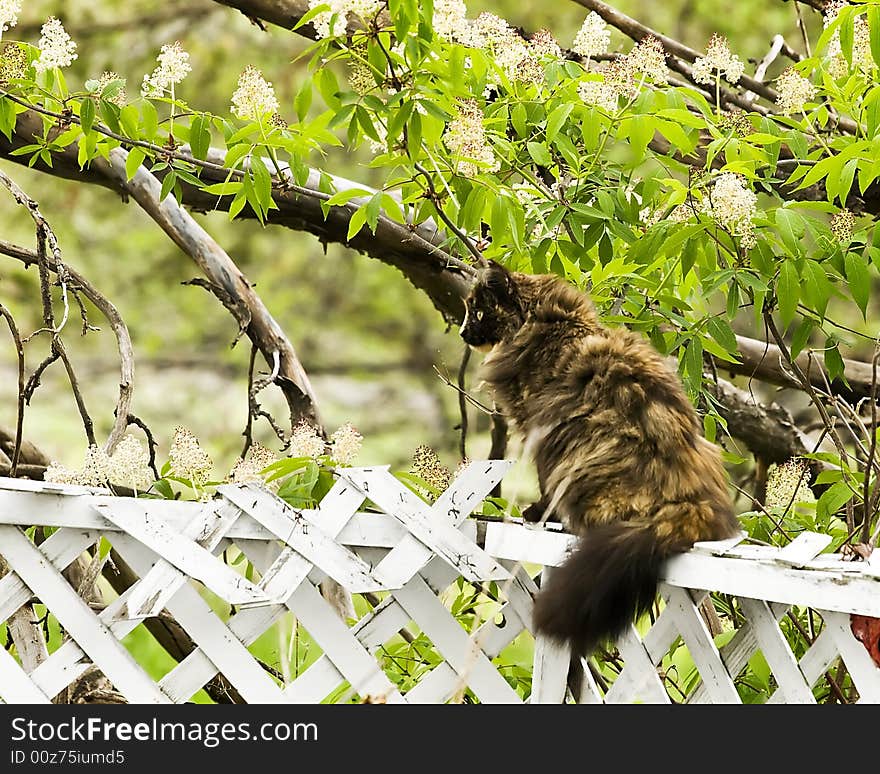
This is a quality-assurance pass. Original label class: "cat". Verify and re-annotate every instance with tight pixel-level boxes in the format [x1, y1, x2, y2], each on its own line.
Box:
[459, 261, 739, 655]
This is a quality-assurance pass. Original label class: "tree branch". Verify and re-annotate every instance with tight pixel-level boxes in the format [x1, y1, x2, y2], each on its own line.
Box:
[104, 146, 322, 433]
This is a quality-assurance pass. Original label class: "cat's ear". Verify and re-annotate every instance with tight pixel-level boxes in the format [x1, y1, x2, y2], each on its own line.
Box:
[483, 260, 517, 297]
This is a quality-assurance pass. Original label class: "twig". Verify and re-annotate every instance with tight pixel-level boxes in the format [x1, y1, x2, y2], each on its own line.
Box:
[0, 303, 25, 475]
[457, 345, 471, 460]
[0, 239, 135, 453]
[125, 414, 161, 480]
[863, 344, 880, 544]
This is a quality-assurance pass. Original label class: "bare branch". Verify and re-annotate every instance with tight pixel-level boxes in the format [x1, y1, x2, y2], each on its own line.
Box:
[103, 146, 322, 433]
[0, 239, 135, 453]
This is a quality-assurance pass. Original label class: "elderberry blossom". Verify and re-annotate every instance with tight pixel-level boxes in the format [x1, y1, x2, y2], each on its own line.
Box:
[411, 445, 451, 500]
[692, 34, 744, 85]
[830, 208, 855, 243]
[433, 0, 471, 42]
[231, 66, 279, 121]
[529, 29, 562, 60]
[43, 461, 83, 486]
[765, 459, 815, 511]
[308, 0, 348, 39]
[169, 426, 213, 486]
[141, 41, 191, 98]
[0, 43, 27, 83]
[775, 68, 815, 115]
[626, 36, 667, 85]
[572, 12, 610, 59]
[34, 17, 77, 74]
[577, 78, 619, 112]
[289, 421, 326, 458]
[702, 172, 757, 247]
[93, 71, 127, 107]
[330, 423, 363, 466]
[0, 0, 21, 36]
[80, 445, 114, 487]
[229, 443, 278, 485]
[824, 3, 873, 77]
[108, 435, 152, 490]
[442, 99, 499, 176]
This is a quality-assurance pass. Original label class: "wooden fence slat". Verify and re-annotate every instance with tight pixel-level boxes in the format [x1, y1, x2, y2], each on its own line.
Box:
[0, 645, 51, 703]
[664, 587, 741, 704]
[774, 532, 833, 567]
[341, 466, 511, 586]
[95, 502, 271, 607]
[0, 529, 99, 623]
[112, 534, 286, 704]
[219, 484, 382, 594]
[823, 610, 880, 702]
[390, 574, 522, 704]
[122, 499, 243, 618]
[738, 598, 816, 703]
[0, 526, 171, 704]
[28, 501, 245, 699]
[688, 601, 788, 705]
[605, 625, 670, 704]
[767, 629, 840, 704]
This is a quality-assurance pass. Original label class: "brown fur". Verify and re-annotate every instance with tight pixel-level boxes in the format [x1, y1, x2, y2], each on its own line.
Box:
[460, 262, 739, 653]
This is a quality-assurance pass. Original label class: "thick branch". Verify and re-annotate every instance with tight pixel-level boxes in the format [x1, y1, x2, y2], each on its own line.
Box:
[104, 147, 322, 433]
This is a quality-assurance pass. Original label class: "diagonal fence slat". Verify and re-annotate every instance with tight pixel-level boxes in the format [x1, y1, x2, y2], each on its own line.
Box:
[0, 525, 171, 704]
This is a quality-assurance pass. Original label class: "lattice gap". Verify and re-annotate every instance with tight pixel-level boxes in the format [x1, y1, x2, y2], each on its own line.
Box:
[0, 465, 879, 704]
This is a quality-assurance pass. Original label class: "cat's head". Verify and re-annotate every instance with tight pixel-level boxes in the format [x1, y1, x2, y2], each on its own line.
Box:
[459, 261, 525, 351]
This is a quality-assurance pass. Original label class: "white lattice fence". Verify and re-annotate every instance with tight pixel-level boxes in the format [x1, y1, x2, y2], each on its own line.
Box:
[0, 462, 878, 704]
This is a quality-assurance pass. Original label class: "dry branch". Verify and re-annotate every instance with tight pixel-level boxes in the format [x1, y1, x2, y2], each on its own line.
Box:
[103, 147, 322, 434]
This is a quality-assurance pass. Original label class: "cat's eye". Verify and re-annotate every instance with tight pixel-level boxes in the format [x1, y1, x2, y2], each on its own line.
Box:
[476, 310, 484, 321]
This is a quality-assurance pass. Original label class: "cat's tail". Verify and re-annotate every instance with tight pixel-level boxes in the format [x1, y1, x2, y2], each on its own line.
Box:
[531, 520, 690, 654]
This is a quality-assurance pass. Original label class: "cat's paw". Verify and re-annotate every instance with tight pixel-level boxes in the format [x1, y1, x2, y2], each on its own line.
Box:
[522, 501, 551, 523]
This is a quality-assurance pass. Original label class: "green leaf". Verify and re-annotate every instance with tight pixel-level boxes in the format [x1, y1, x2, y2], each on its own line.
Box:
[80, 97, 95, 135]
[295, 80, 313, 121]
[817, 481, 854, 521]
[776, 260, 800, 329]
[125, 147, 146, 180]
[140, 100, 158, 140]
[845, 252, 870, 319]
[824, 338, 846, 384]
[790, 319, 815, 359]
[526, 141, 553, 167]
[871, 6, 880, 69]
[682, 337, 704, 391]
[189, 114, 211, 160]
[775, 208, 805, 256]
[705, 316, 738, 356]
[347, 205, 368, 240]
[160, 170, 177, 202]
[545, 104, 573, 142]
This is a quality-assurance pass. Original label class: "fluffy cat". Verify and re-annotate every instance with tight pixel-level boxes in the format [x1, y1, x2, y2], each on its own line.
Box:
[460, 261, 739, 654]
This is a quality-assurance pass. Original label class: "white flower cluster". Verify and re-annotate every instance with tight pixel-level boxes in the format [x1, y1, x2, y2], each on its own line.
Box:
[692, 33, 744, 85]
[229, 443, 278, 485]
[34, 17, 77, 74]
[308, 0, 381, 39]
[94, 71, 127, 107]
[44, 435, 153, 491]
[289, 420, 327, 458]
[433, 0, 470, 42]
[431, 3, 556, 85]
[141, 41, 191, 98]
[702, 172, 757, 247]
[169, 426, 213, 486]
[765, 459, 815, 512]
[830, 208, 855, 243]
[577, 78, 619, 112]
[230, 66, 279, 121]
[329, 422, 363, 466]
[442, 98, 499, 176]
[578, 36, 667, 111]
[774, 67, 815, 115]
[824, 3, 873, 78]
[0, 0, 20, 36]
[572, 11, 610, 59]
